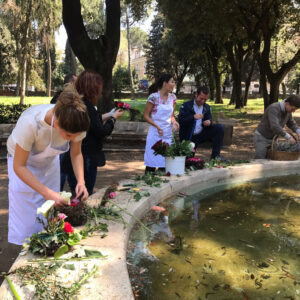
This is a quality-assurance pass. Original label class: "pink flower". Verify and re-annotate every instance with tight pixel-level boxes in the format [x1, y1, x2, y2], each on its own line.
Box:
[63, 222, 74, 234]
[109, 192, 116, 199]
[187, 157, 202, 162]
[58, 213, 67, 220]
[152, 206, 166, 212]
[70, 198, 80, 207]
[218, 165, 223, 168]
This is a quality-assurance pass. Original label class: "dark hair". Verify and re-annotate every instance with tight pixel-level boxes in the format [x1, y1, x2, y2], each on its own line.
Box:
[286, 95, 300, 108]
[75, 70, 103, 106]
[148, 83, 158, 95]
[64, 74, 76, 84]
[157, 74, 173, 89]
[55, 84, 90, 133]
[196, 86, 209, 95]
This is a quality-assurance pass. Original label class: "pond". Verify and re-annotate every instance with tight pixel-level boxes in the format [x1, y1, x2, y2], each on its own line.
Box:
[127, 175, 300, 300]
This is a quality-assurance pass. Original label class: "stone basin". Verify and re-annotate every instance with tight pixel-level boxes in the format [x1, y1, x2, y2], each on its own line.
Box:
[1, 159, 299, 299]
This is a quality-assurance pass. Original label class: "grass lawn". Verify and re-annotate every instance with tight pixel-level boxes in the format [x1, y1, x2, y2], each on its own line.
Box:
[0, 95, 266, 122]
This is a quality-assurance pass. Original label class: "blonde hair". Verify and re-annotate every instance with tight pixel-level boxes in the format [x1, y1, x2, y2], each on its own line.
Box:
[54, 84, 90, 133]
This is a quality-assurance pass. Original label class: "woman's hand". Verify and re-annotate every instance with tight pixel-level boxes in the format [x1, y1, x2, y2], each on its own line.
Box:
[114, 109, 125, 119]
[46, 190, 68, 207]
[172, 121, 179, 131]
[157, 126, 163, 136]
[75, 182, 89, 201]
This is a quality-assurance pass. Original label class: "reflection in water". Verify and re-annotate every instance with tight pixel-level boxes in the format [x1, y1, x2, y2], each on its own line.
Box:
[127, 176, 300, 300]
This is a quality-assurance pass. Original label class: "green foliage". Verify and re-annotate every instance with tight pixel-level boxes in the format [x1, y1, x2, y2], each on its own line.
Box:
[0, 18, 16, 85]
[112, 64, 138, 95]
[152, 136, 195, 158]
[14, 263, 98, 300]
[144, 12, 166, 81]
[0, 104, 31, 123]
[81, 0, 105, 39]
[134, 173, 169, 187]
[204, 158, 250, 169]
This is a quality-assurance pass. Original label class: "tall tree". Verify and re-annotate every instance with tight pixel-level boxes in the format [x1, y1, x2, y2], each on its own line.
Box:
[63, 0, 120, 112]
[235, 0, 300, 108]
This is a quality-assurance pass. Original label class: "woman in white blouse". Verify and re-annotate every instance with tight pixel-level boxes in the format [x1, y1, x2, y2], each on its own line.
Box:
[6, 84, 90, 245]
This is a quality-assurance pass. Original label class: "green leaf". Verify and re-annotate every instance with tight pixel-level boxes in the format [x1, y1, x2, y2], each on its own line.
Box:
[54, 244, 69, 259]
[84, 249, 105, 258]
[134, 192, 142, 201]
[63, 263, 75, 270]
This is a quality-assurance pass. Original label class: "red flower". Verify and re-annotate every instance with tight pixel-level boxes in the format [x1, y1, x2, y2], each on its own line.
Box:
[151, 140, 162, 150]
[64, 222, 74, 234]
[117, 102, 124, 108]
[166, 171, 171, 176]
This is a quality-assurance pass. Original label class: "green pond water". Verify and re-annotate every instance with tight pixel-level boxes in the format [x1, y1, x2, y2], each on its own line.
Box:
[127, 176, 300, 300]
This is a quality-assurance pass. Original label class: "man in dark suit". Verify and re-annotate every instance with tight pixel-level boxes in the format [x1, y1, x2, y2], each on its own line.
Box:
[178, 86, 224, 159]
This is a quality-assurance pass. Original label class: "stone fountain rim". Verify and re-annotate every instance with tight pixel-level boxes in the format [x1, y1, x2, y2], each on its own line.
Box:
[1, 159, 300, 300]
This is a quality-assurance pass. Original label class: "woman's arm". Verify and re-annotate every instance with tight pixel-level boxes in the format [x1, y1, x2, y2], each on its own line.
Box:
[70, 140, 89, 200]
[144, 102, 163, 136]
[13, 144, 66, 206]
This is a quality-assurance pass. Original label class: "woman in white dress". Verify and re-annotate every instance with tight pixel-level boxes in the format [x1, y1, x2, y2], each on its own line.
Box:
[7, 84, 90, 245]
[144, 74, 180, 172]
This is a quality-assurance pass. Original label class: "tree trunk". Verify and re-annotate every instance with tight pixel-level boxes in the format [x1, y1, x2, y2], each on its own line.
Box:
[125, 8, 135, 100]
[225, 42, 244, 108]
[243, 57, 255, 106]
[63, 0, 120, 112]
[259, 32, 300, 108]
[229, 85, 236, 105]
[45, 31, 52, 97]
[210, 57, 222, 104]
[20, 58, 27, 104]
[281, 82, 286, 99]
[19, 0, 33, 104]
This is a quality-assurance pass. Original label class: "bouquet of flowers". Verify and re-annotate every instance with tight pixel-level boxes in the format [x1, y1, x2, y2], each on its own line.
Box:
[152, 137, 195, 158]
[114, 101, 131, 110]
[27, 200, 82, 257]
[55, 192, 87, 226]
[185, 157, 204, 170]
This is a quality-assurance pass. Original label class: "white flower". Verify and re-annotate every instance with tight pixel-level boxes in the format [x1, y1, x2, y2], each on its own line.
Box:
[60, 191, 72, 205]
[189, 142, 195, 150]
[37, 200, 55, 217]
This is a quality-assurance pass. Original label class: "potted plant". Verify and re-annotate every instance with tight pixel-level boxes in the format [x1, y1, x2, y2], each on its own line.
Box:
[151, 137, 195, 175]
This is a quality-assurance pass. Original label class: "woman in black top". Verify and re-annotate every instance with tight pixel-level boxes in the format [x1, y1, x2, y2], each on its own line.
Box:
[62, 70, 124, 195]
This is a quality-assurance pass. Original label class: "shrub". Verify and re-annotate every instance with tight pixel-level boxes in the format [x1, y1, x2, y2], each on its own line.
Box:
[0, 104, 31, 123]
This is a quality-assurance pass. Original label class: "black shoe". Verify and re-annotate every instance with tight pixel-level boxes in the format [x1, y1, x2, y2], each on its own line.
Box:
[211, 155, 230, 163]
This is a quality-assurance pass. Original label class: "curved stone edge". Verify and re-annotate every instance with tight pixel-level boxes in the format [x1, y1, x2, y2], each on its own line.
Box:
[1, 159, 300, 299]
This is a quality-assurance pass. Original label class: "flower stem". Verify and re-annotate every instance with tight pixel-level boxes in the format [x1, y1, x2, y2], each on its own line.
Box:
[4, 275, 21, 300]
[106, 200, 153, 234]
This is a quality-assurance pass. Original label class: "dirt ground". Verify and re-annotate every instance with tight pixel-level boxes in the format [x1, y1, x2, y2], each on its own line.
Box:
[0, 117, 259, 282]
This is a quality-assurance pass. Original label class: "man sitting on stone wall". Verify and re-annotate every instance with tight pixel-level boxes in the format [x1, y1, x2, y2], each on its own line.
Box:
[178, 86, 225, 160]
[254, 95, 300, 159]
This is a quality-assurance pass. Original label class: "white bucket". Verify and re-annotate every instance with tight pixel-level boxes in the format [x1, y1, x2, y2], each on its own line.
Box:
[165, 156, 186, 175]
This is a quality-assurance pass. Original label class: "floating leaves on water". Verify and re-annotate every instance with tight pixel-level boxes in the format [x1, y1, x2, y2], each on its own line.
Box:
[257, 262, 269, 269]
[282, 259, 289, 265]
[261, 274, 271, 279]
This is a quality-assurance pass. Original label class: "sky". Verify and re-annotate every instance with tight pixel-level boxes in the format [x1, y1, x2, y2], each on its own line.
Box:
[55, 14, 154, 52]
